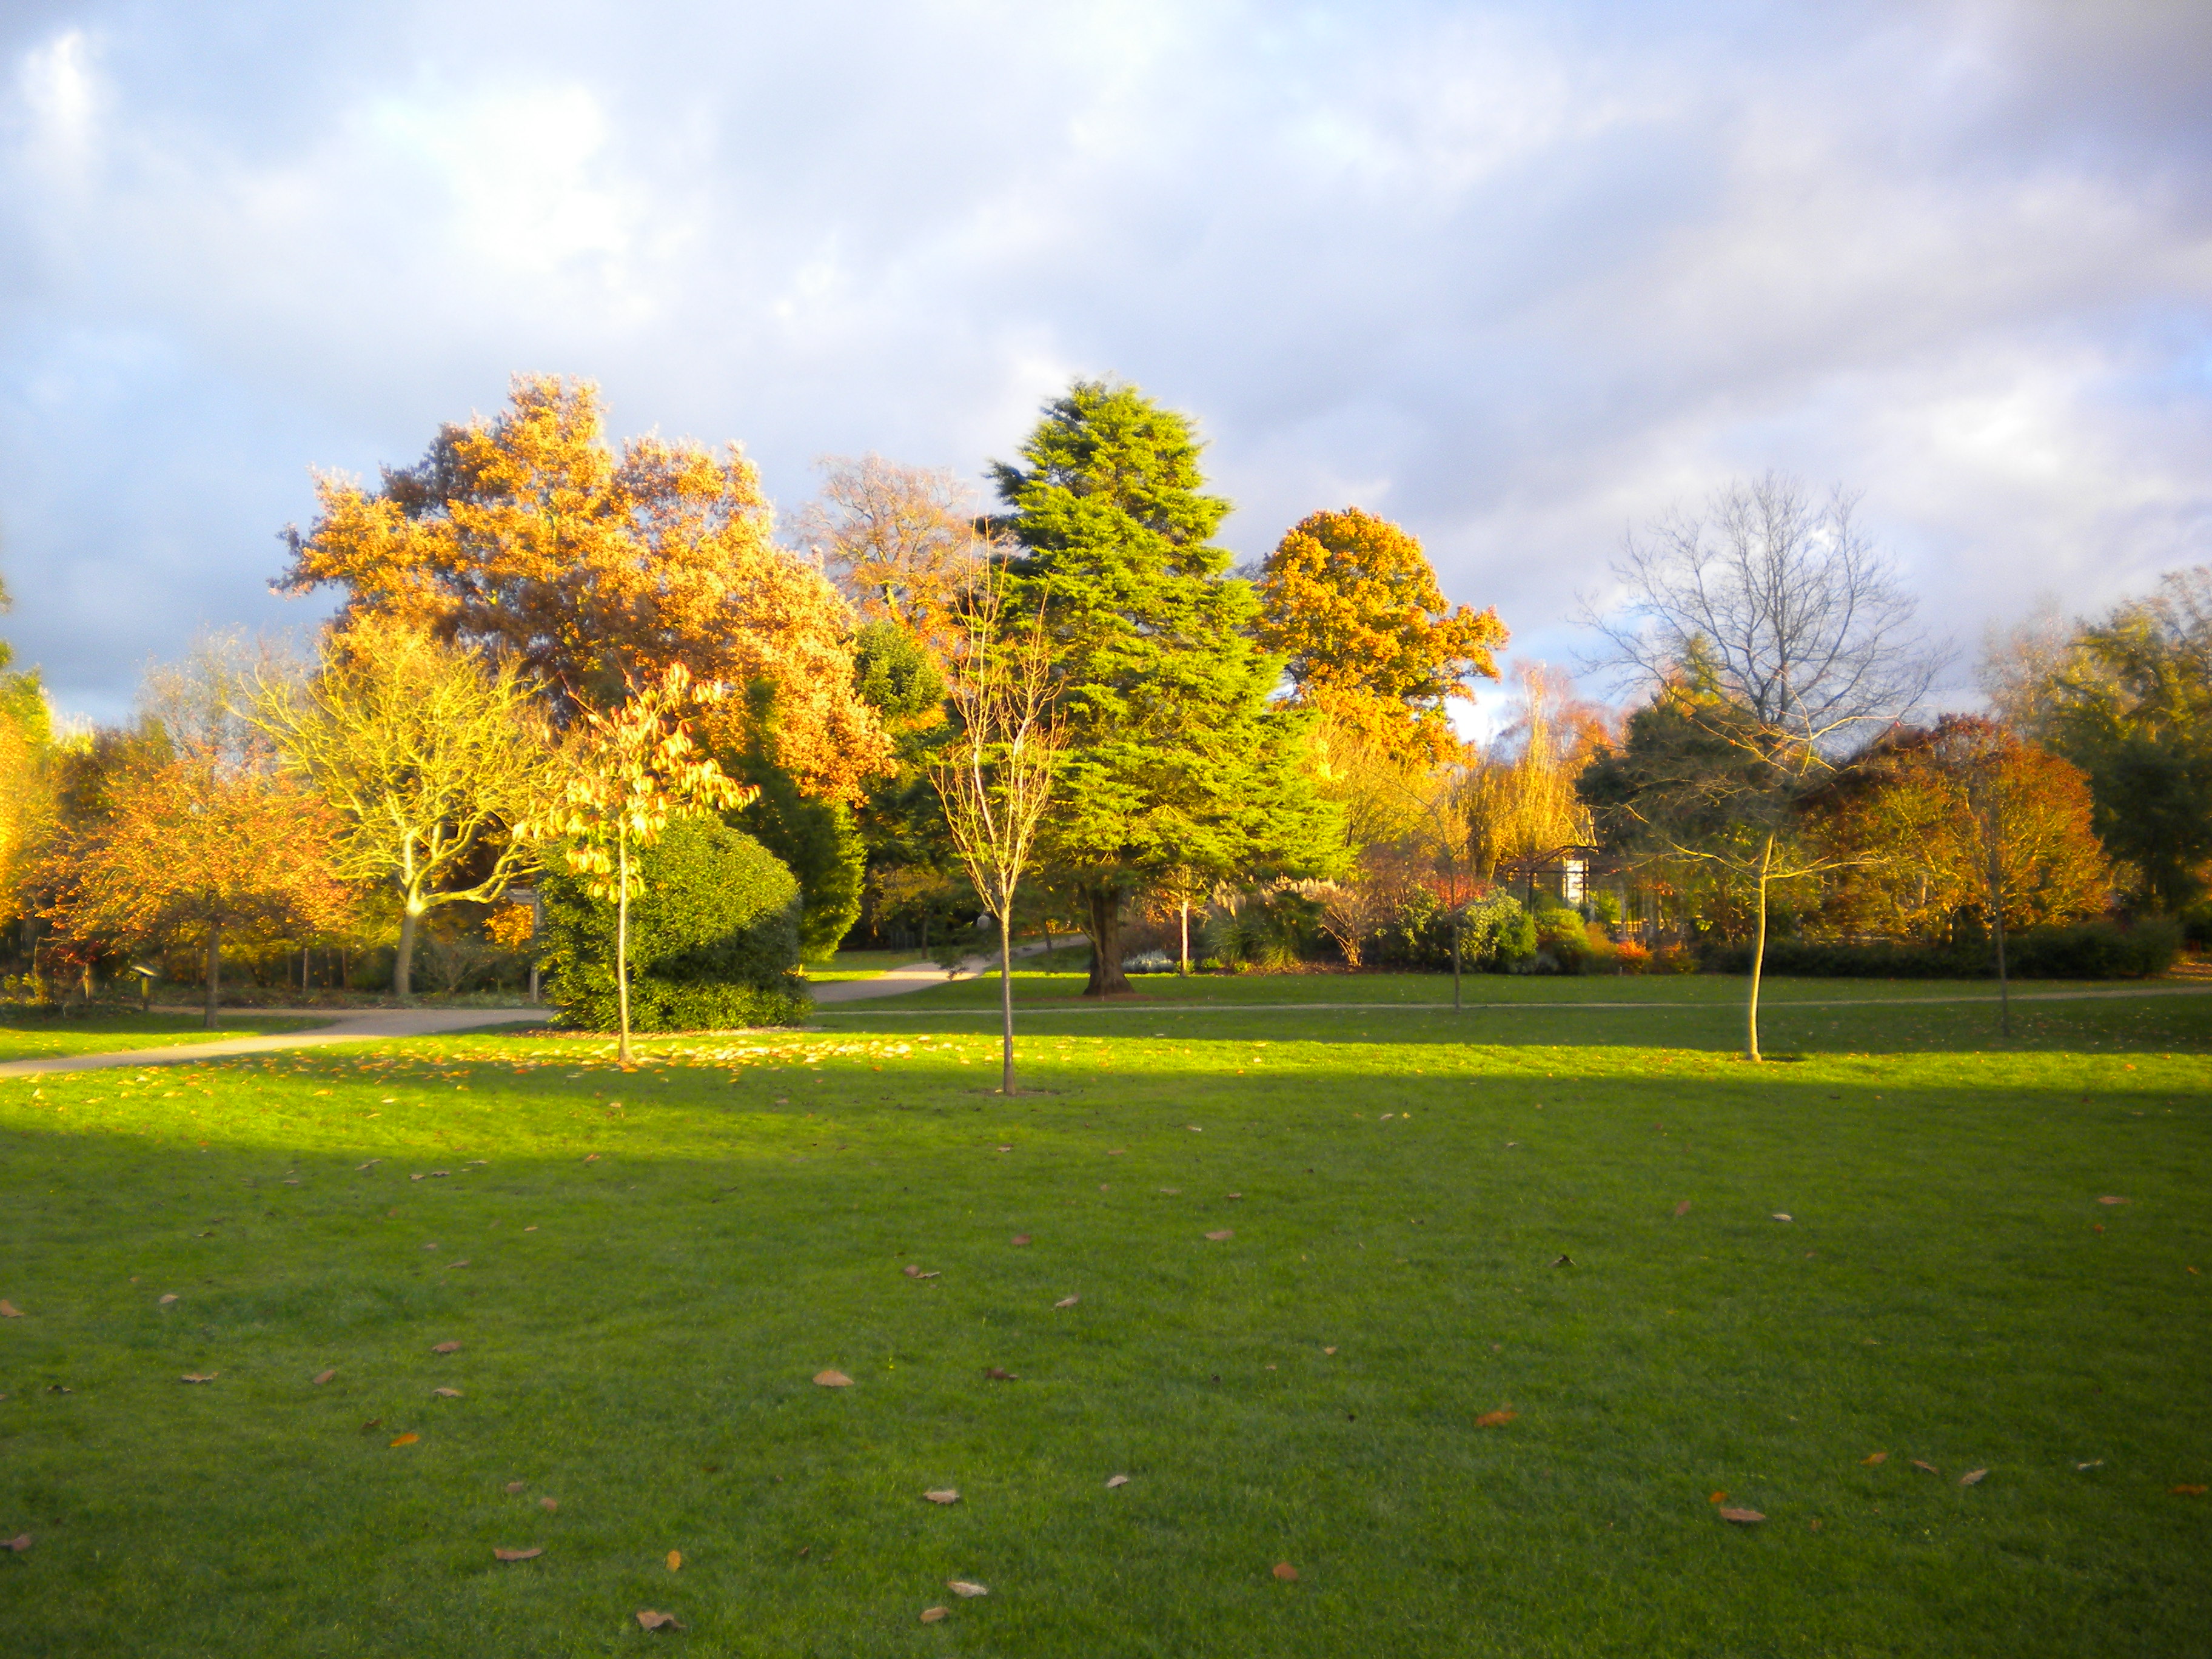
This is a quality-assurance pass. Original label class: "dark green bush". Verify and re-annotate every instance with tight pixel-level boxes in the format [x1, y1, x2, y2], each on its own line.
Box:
[540, 817, 809, 1032]
[1706, 919, 2179, 980]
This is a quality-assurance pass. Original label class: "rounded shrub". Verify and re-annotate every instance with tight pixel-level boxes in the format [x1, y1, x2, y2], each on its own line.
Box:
[540, 816, 809, 1032]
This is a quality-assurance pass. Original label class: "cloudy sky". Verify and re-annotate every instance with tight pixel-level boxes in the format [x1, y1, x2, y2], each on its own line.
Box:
[2, 0, 2207, 729]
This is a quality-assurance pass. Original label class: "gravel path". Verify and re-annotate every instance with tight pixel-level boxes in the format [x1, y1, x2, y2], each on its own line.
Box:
[0, 1007, 546, 1078]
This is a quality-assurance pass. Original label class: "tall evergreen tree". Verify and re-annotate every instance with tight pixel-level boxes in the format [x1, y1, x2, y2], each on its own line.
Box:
[993, 380, 1339, 996]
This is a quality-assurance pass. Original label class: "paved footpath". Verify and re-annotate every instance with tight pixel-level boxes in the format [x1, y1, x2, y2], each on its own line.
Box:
[0, 1007, 546, 1079]
[808, 939, 1063, 1005]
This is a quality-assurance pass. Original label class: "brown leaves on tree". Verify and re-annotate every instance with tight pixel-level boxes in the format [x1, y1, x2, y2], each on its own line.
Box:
[492, 1546, 543, 1562]
[1718, 1508, 1766, 1524]
[813, 1370, 853, 1388]
[635, 1610, 684, 1631]
[1272, 1562, 1299, 1582]
[1474, 1408, 1516, 1428]
[923, 1489, 960, 1505]
[431, 1341, 463, 1355]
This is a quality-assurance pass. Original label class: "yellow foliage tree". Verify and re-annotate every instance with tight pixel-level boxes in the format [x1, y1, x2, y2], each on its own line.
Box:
[278, 375, 891, 802]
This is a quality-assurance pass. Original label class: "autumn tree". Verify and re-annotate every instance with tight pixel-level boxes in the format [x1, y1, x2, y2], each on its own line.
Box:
[1255, 506, 1507, 769]
[44, 754, 351, 1028]
[522, 663, 752, 1064]
[279, 375, 891, 803]
[1464, 663, 1600, 899]
[928, 575, 1064, 1092]
[994, 380, 1340, 996]
[1584, 475, 1940, 1059]
[247, 615, 554, 998]
[0, 574, 54, 926]
[794, 454, 986, 649]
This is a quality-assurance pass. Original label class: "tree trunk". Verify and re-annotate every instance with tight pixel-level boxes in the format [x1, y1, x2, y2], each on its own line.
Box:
[203, 917, 223, 1031]
[395, 907, 418, 999]
[1080, 883, 1132, 997]
[616, 833, 634, 1067]
[1179, 900, 1190, 976]
[1452, 917, 1463, 1012]
[999, 910, 1016, 1095]
[1746, 833, 1774, 1062]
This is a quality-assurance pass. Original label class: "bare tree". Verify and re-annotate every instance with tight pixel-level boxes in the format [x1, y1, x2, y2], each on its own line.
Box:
[928, 573, 1064, 1095]
[1584, 474, 1944, 1059]
[794, 454, 987, 644]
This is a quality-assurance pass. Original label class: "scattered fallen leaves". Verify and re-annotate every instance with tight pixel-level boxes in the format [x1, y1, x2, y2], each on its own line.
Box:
[947, 1580, 988, 1597]
[389, 1432, 419, 1447]
[920, 1607, 948, 1623]
[1204, 1230, 1233, 1242]
[504, 1481, 528, 1494]
[492, 1546, 542, 1562]
[1272, 1562, 1298, 1581]
[540, 1497, 558, 1513]
[1862, 1452, 1888, 1466]
[1719, 1508, 1766, 1524]
[635, 1609, 683, 1631]
[1106, 1474, 1129, 1489]
[923, 1489, 960, 1505]
[313, 1369, 337, 1386]
[1322, 1346, 1336, 1355]
[667, 1549, 682, 1570]
[1708, 1491, 1728, 1504]
[1674, 1200, 1692, 1216]
[1475, 1409, 1517, 1428]
[902, 1265, 936, 1279]
[983, 1367, 1019, 1381]
[431, 1341, 463, 1355]
[180, 1373, 218, 1384]
[1011, 1235, 1031, 1246]
[813, 1370, 853, 1387]
[2173, 1484, 2208, 1496]
[3, 1535, 28, 1552]
[157, 1295, 178, 1307]
[2098, 1196, 2129, 1205]
[433, 1387, 463, 1399]
[1054, 1295, 1079, 1308]
[1911, 1460, 1939, 1475]
[1, 1302, 24, 1318]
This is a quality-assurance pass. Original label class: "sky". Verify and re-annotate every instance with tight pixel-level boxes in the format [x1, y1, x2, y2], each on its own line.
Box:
[1, 0, 2208, 732]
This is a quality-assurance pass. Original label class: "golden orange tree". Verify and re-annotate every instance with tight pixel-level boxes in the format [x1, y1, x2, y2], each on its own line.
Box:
[279, 375, 891, 802]
[521, 664, 753, 1064]
[1255, 506, 1507, 769]
[44, 756, 352, 1028]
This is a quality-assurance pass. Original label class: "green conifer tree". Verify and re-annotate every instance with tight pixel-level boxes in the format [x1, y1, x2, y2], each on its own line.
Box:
[993, 380, 1339, 995]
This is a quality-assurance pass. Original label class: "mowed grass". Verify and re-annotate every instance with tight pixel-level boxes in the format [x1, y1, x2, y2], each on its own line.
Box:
[1, 985, 2208, 1657]
[0, 1010, 320, 1064]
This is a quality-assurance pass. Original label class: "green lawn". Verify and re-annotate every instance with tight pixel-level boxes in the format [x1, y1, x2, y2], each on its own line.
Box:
[0, 1010, 321, 1064]
[1, 984, 2207, 1655]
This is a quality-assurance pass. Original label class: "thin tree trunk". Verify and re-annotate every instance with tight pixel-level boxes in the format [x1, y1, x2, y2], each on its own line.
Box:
[999, 907, 1016, 1096]
[1746, 833, 1774, 1062]
[528, 889, 543, 1005]
[1080, 883, 1132, 997]
[616, 834, 634, 1066]
[395, 907, 418, 999]
[1452, 917, 1463, 1011]
[1179, 900, 1190, 976]
[204, 917, 222, 1031]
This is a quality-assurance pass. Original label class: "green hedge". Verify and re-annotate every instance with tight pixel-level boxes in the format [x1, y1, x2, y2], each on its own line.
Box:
[540, 817, 810, 1031]
[1708, 920, 2181, 980]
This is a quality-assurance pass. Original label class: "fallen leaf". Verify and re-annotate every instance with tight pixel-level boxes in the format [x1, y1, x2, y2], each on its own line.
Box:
[180, 1373, 218, 1384]
[1772, 1213, 1792, 1222]
[902, 1265, 925, 1278]
[1272, 1561, 1298, 1581]
[313, 1369, 337, 1386]
[919, 1607, 948, 1623]
[1475, 1409, 1517, 1428]
[1011, 1234, 1031, 1245]
[2098, 1196, 2128, 1205]
[360, 1418, 383, 1432]
[157, 1295, 178, 1307]
[1054, 1295, 1080, 1308]
[389, 1433, 419, 1447]
[1552, 1253, 1573, 1267]
[3, 1534, 28, 1552]
[667, 1549, 682, 1570]
[433, 1387, 463, 1399]
[983, 1367, 1019, 1381]
[445, 1261, 470, 1270]
[1106, 1474, 1130, 1489]
[1861, 1452, 1888, 1466]
[1322, 1346, 1336, 1355]
[1226, 1192, 1242, 1199]
[2075, 1460, 2103, 1472]
[923, 1489, 960, 1504]
[1708, 1490, 1728, 1504]
[635, 1609, 684, 1631]
[1959, 1468, 1987, 1486]
[1205, 1230, 1233, 1242]
[1187, 1125, 1203, 1133]
[505, 1481, 528, 1494]
[1808, 1518, 1823, 1531]
[1719, 1508, 1766, 1524]
[2173, 1484, 2208, 1496]
[1673, 1200, 1692, 1216]
[432, 1341, 463, 1355]
[540, 1497, 558, 1512]
[492, 1546, 542, 1561]
[1911, 1460, 1939, 1475]
[813, 1370, 853, 1387]
[1159, 1188, 1182, 1196]
[947, 1580, 988, 1597]
[997, 1146, 1013, 1153]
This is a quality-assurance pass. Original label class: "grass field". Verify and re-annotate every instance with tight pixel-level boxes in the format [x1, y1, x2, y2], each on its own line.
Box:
[1, 977, 2207, 1655]
[0, 1010, 321, 1064]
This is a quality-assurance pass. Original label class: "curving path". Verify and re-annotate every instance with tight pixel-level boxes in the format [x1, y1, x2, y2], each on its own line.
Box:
[0, 1006, 545, 1079]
